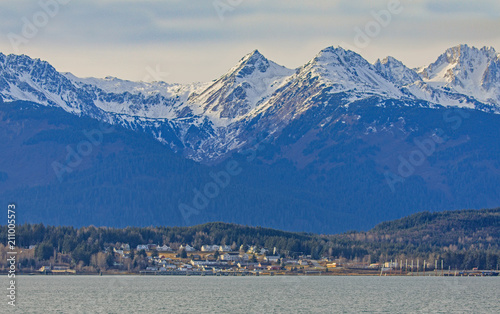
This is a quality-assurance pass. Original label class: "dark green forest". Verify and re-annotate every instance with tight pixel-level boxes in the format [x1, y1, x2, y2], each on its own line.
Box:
[1, 208, 498, 271]
[1, 100, 500, 233]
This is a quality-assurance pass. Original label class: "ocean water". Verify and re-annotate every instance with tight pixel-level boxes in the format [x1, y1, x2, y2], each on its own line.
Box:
[11, 275, 500, 313]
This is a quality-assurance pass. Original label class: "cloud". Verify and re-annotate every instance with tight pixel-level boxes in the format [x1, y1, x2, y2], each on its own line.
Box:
[0, 0, 498, 83]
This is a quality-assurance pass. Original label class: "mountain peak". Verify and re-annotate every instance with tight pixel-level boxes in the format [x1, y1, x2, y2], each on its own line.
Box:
[419, 44, 500, 105]
[436, 44, 498, 67]
[379, 56, 401, 65]
[244, 49, 263, 59]
[299, 46, 403, 98]
[234, 49, 271, 78]
[315, 46, 355, 59]
[374, 56, 421, 87]
[312, 46, 371, 69]
[188, 49, 293, 120]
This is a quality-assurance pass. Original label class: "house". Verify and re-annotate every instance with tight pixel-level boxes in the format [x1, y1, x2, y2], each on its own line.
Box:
[299, 260, 309, 266]
[178, 264, 193, 271]
[237, 262, 259, 269]
[202, 266, 215, 272]
[265, 255, 281, 263]
[220, 253, 240, 261]
[220, 253, 249, 261]
[121, 244, 131, 251]
[157, 245, 172, 252]
[191, 260, 210, 266]
[159, 264, 176, 271]
[219, 245, 232, 252]
[327, 263, 338, 268]
[136, 244, 149, 251]
[201, 245, 219, 252]
[240, 253, 250, 261]
[267, 265, 280, 271]
[180, 245, 196, 252]
[52, 265, 68, 271]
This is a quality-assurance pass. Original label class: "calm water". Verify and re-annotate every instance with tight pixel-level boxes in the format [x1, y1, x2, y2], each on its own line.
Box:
[11, 275, 500, 313]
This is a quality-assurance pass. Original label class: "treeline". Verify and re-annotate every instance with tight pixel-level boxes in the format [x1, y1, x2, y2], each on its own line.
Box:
[0, 208, 499, 271]
[328, 208, 500, 269]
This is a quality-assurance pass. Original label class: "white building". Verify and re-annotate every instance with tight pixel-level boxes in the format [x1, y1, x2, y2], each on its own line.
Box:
[157, 245, 172, 252]
[218, 245, 232, 252]
[180, 245, 196, 252]
[201, 245, 220, 252]
[265, 256, 281, 263]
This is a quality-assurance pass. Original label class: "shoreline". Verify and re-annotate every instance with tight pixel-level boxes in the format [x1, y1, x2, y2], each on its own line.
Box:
[5, 270, 498, 277]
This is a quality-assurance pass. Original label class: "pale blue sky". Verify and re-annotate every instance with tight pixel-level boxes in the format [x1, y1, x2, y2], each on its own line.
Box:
[1, 0, 499, 83]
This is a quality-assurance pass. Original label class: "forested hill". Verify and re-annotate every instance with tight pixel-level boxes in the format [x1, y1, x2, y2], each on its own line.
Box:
[333, 208, 500, 262]
[0, 208, 499, 270]
[367, 208, 500, 246]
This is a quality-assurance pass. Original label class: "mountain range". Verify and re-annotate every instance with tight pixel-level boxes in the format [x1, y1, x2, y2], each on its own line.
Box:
[1, 44, 499, 233]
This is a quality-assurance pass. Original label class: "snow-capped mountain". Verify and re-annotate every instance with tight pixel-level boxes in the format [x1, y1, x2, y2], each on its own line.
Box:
[188, 50, 293, 125]
[0, 44, 499, 162]
[418, 44, 500, 106]
[0, 53, 92, 115]
[373, 45, 500, 110]
[63, 73, 210, 120]
[306, 47, 403, 98]
[237, 47, 405, 134]
[2, 45, 500, 233]
[374, 56, 422, 87]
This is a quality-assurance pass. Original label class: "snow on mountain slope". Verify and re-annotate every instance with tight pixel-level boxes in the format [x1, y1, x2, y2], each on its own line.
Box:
[374, 56, 422, 87]
[247, 47, 404, 124]
[418, 44, 500, 106]
[187, 50, 294, 125]
[1, 45, 499, 163]
[0, 53, 88, 114]
[306, 47, 403, 98]
[62, 73, 210, 120]
[63, 73, 208, 101]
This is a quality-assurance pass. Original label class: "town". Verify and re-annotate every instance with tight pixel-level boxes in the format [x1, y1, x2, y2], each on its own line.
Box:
[1, 211, 499, 277]
[13, 243, 496, 277]
[25, 242, 370, 276]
